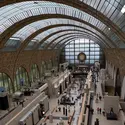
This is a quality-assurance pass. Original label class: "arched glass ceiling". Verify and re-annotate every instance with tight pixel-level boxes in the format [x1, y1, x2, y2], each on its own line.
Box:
[60, 36, 103, 49]
[0, 1, 122, 47]
[0, 1, 106, 33]
[63, 38, 101, 49]
[26, 20, 113, 46]
[50, 33, 105, 49]
[0, 0, 125, 31]
[34, 29, 107, 49]
[54, 35, 103, 49]
[39, 33, 105, 49]
[25, 27, 88, 49]
[79, 0, 125, 30]
[12, 18, 114, 48]
[41, 29, 107, 49]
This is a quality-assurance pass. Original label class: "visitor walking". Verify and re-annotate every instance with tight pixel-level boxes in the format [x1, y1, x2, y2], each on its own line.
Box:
[99, 108, 101, 114]
[90, 108, 94, 115]
[97, 107, 100, 114]
[63, 107, 65, 115]
[95, 118, 99, 125]
[99, 95, 102, 101]
[102, 109, 105, 116]
[58, 99, 60, 105]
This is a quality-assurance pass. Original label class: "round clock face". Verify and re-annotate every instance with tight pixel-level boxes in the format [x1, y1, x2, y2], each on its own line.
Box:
[78, 53, 86, 61]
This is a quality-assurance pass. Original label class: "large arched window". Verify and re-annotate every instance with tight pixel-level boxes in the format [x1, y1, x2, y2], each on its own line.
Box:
[0, 73, 13, 93]
[14, 67, 29, 92]
[61, 38, 105, 65]
[30, 64, 40, 82]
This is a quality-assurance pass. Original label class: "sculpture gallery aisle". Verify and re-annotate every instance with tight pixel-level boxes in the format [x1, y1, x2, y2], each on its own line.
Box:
[91, 80, 122, 125]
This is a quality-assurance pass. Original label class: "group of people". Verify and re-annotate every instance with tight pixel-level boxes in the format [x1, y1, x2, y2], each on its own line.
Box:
[95, 93, 102, 103]
[97, 107, 105, 116]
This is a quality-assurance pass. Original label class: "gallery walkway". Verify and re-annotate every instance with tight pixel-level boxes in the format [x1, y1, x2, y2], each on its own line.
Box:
[91, 79, 122, 125]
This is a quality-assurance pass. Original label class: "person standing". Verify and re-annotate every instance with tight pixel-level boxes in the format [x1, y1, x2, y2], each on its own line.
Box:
[99, 95, 102, 101]
[63, 107, 65, 115]
[58, 99, 60, 105]
[20, 100, 24, 108]
[102, 109, 105, 116]
[90, 108, 94, 115]
[96, 118, 99, 125]
[68, 106, 70, 113]
[99, 108, 101, 114]
[97, 107, 100, 114]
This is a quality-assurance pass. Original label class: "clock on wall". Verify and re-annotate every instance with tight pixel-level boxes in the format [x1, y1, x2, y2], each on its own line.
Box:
[78, 52, 86, 62]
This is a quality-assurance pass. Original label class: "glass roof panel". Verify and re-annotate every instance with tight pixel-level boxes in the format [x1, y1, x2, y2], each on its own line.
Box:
[0, 1, 109, 38]
[56, 36, 102, 49]
[12, 17, 103, 41]
[79, 0, 125, 31]
[0, 1, 124, 48]
[42, 31, 105, 49]
[28, 20, 111, 48]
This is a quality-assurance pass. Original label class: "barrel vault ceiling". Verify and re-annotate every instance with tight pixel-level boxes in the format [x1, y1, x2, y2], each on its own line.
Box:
[0, 0, 125, 51]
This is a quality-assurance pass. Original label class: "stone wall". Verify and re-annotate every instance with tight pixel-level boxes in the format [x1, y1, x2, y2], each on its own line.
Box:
[0, 50, 59, 82]
[104, 49, 125, 98]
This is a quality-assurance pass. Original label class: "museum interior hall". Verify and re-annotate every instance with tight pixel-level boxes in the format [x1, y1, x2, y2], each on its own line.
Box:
[0, 0, 125, 125]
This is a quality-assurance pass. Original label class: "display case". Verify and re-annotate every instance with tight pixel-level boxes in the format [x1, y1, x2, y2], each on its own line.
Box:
[30, 104, 40, 125]
[39, 95, 49, 114]
[0, 92, 9, 110]
[19, 112, 33, 125]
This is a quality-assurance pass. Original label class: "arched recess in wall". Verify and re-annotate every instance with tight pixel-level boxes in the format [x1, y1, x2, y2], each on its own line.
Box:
[121, 76, 125, 100]
[30, 64, 40, 82]
[44, 62, 48, 71]
[14, 67, 29, 92]
[53, 58, 58, 67]
[48, 60, 52, 70]
[111, 65, 115, 79]
[0, 73, 13, 93]
[41, 61, 45, 77]
[115, 68, 122, 96]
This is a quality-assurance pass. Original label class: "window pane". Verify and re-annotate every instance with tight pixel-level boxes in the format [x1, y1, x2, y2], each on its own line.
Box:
[62, 38, 104, 66]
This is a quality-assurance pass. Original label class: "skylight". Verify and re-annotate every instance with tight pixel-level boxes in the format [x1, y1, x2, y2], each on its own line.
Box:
[121, 5, 125, 13]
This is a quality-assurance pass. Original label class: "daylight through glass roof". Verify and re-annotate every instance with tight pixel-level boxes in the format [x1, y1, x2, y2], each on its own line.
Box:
[0, 1, 124, 49]
[0, 0, 124, 50]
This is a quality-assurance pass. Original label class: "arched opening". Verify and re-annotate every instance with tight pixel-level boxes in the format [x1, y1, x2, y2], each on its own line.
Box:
[14, 67, 29, 92]
[44, 62, 48, 71]
[30, 64, 40, 82]
[0, 73, 13, 93]
[41, 61, 45, 77]
[115, 68, 122, 96]
[47, 60, 52, 70]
